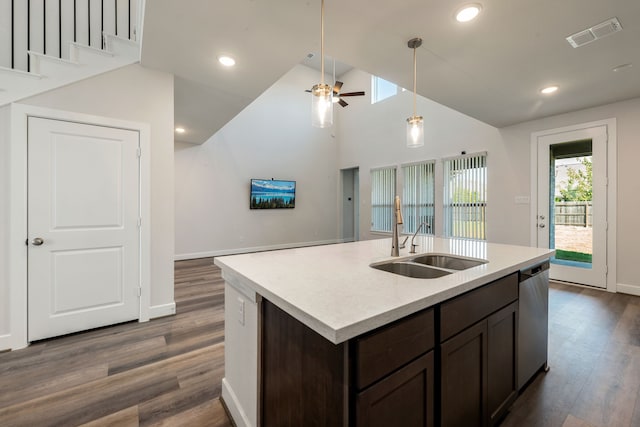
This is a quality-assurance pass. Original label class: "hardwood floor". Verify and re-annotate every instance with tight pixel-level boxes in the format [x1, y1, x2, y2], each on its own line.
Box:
[0, 258, 232, 427]
[1, 259, 639, 426]
[500, 281, 640, 427]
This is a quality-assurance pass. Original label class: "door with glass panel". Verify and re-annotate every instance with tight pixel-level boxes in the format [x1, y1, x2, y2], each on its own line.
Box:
[535, 126, 607, 288]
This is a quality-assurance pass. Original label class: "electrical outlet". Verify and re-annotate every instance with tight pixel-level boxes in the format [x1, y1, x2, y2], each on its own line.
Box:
[237, 297, 245, 325]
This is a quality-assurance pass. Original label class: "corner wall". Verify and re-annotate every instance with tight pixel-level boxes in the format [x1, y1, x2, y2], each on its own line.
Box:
[0, 106, 9, 345]
[174, 65, 339, 259]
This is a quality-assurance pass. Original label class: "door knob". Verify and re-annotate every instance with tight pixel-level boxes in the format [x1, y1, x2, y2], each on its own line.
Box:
[538, 224, 546, 229]
[31, 238, 44, 246]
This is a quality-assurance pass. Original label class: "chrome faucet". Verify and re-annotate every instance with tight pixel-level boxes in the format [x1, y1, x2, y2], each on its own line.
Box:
[409, 222, 430, 253]
[391, 196, 404, 256]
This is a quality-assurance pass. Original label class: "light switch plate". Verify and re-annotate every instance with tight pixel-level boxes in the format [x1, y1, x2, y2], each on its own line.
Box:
[237, 297, 245, 325]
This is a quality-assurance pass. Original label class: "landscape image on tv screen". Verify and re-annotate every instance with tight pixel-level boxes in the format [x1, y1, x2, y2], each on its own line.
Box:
[250, 179, 296, 209]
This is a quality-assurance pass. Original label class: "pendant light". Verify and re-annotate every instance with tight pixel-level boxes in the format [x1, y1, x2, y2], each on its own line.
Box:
[406, 38, 424, 148]
[311, 0, 333, 128]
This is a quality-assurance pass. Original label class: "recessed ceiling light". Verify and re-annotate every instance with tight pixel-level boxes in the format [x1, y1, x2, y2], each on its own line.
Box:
[175, 127, 185, 133]
[455, 4, 482, 22]
[218, 56, 236, 67]
[540, 86, 559, 95]
[612, 63, 632, 72]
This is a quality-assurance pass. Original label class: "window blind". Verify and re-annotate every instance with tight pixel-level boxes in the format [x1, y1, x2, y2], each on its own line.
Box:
[443, 153, 487, 239]
[371, 167, 396, 232]
[402, 161, 435, 234]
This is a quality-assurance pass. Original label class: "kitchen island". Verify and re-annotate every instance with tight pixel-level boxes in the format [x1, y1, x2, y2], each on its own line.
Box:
[215, 236, 554, 427]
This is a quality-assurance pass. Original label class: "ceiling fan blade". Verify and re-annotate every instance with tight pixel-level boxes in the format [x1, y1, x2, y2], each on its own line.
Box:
[333, 81, 344, 94]
[338, 98, 349, 107]
[340, 91, 365, 97]
[305, 89, 312, 93]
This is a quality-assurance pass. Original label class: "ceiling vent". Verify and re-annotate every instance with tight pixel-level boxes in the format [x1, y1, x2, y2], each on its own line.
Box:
[566, 17, 622, 48]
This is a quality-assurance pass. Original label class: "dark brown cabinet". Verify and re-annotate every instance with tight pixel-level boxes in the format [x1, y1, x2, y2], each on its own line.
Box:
[356, 351, 434, 427]
[439, 274, 518, 427]
[487, 302, 518, 426]
[260, 271, 525, 427]
[441, 320, 488, 427]
[354, 308, 435, 427]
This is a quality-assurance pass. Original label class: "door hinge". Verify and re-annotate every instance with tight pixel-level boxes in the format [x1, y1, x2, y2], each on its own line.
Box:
[137, 217, 142, 228]
[136, 147, 141, 158]
[137, 287, 142, 297]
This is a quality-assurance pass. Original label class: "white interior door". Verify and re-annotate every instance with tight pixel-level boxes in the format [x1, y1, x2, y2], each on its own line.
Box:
[28, 117, 140, 341]
[535, 125, 607, 288]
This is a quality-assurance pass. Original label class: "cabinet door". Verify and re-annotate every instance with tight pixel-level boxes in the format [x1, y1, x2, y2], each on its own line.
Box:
[440, 320, 488, 427]
[488, 301, 518, 426]
[356, 351, 434, 427]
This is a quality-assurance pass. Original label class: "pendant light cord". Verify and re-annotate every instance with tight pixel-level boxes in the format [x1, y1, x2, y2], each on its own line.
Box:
[320, 0, 325, 85]
[412, 46, 417, 117]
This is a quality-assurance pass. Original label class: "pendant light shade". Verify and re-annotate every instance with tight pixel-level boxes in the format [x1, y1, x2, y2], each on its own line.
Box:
[406, 115, 424, 148]
[311, 83, 333, 128]
[311, 0, 333, 128]
[406, 38, 424, 148]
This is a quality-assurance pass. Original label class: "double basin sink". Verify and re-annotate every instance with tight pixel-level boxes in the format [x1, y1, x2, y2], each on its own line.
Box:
[370, 254, 487, 279]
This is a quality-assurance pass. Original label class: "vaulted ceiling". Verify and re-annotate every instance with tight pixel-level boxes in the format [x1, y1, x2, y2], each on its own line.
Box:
[141, 0, 640, 144]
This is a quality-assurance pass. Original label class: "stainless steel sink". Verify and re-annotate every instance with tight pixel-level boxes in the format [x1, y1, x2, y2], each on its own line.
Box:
[409, 254, 487, 270]
[371, 261, 452, 279]
[370, 253, 487, 279]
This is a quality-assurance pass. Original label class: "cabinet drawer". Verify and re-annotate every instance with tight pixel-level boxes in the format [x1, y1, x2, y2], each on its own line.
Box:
[440, 273, 517, 342]
[355, 308, 434, 390]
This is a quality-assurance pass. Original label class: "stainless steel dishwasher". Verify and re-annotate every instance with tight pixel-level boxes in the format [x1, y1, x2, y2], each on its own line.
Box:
[518, 260, 550, 389]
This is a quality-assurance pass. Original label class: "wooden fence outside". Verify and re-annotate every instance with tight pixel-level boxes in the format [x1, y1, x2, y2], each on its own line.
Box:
[555, 201, 592, 227]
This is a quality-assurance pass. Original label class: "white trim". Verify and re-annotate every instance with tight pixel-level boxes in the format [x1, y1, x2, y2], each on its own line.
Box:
[617, 283, 640, 297]
[529, 118, 617, 292]
[149, 302, 176, 319]
[9, 103, 152, 348]
[174, 239, 343, 261]
[222, 378, 254, 427]
[0, 334, 11, 352]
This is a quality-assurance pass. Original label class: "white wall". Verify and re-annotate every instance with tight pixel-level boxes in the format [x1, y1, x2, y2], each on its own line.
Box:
[174, 65, 339, 259]
[501, 97, 640, 293]
[0, 106, 9, 342]
[337, 68, 532, 245]
[16, 63, 175, 310]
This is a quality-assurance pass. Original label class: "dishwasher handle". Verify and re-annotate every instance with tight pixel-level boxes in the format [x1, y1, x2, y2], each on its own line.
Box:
[519, 260, 550, 282]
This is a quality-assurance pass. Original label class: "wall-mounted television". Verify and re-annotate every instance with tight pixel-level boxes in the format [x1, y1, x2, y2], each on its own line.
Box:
[250, 179, 296, 209]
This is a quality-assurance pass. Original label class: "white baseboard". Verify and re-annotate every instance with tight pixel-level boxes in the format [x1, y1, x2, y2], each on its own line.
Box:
[174, 238, 344, 261]
[148, 302, 176, 319]
[221, 377, 254, 427]
[0, 334, 11, 352]
[617, 283, 640, 297]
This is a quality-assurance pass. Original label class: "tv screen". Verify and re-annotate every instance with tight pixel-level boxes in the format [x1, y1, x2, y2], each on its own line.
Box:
[250, 179, 296, 209]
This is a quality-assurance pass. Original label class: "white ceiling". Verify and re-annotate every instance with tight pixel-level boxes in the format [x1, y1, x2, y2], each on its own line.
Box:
[141, 0, 640, 144]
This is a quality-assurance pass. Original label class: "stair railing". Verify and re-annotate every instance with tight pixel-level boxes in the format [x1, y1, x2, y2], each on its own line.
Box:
[3, 0, 138, 73]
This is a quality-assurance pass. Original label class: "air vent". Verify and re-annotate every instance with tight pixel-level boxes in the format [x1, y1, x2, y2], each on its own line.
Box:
[566, 17, 622, 48]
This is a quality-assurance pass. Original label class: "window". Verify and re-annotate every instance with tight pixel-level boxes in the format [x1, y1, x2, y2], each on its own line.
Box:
[443, 153, 487, 239]
[402, 162, 435, 234]
[371, 76, 398, 104]
[371, 167, 396, 232]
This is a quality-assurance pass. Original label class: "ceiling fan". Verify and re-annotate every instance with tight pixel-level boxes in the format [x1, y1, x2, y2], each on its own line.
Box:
[306, 81, 365, 107]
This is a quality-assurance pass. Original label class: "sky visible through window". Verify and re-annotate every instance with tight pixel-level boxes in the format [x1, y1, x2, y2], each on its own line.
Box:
[371, 76, 398, 104]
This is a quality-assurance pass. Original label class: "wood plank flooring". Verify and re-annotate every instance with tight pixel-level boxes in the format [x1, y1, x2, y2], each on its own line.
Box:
[1, 259, 639, 426]
[0, 258, 232, 427]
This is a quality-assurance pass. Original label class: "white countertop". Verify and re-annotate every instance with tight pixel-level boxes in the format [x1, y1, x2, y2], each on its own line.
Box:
[215, 237, 554, 344]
